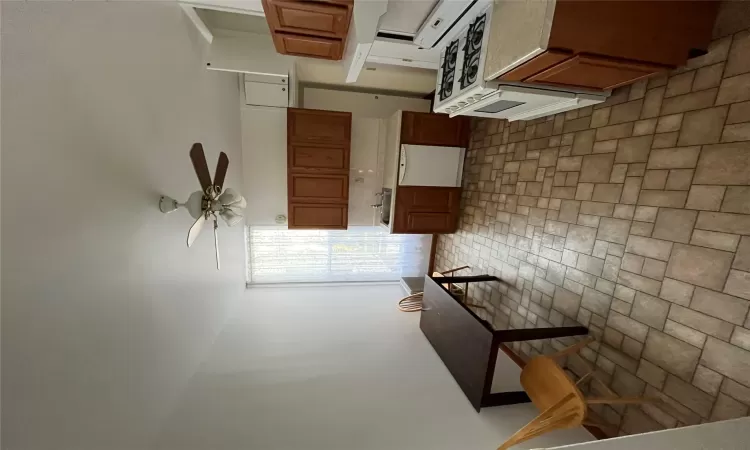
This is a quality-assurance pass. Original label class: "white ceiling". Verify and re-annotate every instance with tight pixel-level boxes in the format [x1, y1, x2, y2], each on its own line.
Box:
[296, 58, 436, 94]
[194, 4, 439, 94]
[368, 39, 440, 69]
[378, 0, 439, 35]
[195, 8, 270, 34]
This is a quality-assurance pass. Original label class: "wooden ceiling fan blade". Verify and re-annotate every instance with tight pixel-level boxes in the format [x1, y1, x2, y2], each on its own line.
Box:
[190, 143, 212, 193]
[187, 214, 206, 248]
[214, 152, 229, 192]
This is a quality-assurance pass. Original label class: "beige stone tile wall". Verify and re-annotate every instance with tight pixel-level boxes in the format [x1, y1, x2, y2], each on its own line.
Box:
[436, 30, 750, 436]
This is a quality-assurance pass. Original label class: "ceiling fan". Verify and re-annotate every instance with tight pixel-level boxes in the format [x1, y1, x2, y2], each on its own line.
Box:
[159, 143, 246, 269]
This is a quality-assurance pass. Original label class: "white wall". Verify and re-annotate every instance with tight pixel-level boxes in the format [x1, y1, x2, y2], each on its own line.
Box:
[181, 0, 265, 16]
[152, 284, 593, 450]
[241, 89, 430, 226]
[1, 3, 246, 449]
[241, 106, 288, 225]
[302, 87, 430, 119]
[296, 58, 438, 94]
[206, 30, 293, 76]
[349, 118, 384, 225]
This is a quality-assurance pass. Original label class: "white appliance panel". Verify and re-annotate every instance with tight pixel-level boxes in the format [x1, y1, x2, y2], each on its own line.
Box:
[414, 0, 489, 49]
[379, 0, 440, 36]
[399, 145, 464, 187]
[244, 81, 288, 107]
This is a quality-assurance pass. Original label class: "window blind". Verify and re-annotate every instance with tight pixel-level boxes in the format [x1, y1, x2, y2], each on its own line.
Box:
[247, 226, 429, 284]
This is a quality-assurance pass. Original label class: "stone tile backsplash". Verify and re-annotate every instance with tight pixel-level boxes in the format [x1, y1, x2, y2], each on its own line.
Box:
[436, 28, 750, 436]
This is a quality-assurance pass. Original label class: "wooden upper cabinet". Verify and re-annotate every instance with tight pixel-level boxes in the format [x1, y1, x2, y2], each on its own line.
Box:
[262, 0, 352, 61]
[526, 54, 668, 91]
[264, 0, 350, 38]
[286, 108, 351, 230]
[496, 2, 718, 92]
[288, 203, 348, 229]
[289, 143, 348, 171]
[272, 33, 343, 60]
[401, 111, 469, 147]
[289, 173, 348, 204]
[288, 108, 351, 146]
[392, 186, 461, 234]
[548, 1, 719, 68]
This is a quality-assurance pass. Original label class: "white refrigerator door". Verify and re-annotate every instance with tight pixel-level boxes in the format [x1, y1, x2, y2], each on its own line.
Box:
[399, 145, 465, 187]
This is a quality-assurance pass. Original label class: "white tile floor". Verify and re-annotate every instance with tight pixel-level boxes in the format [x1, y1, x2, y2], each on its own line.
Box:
[152, 285, 594, 450]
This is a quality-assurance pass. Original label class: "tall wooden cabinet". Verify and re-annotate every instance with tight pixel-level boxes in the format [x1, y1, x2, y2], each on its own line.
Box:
[287, 108, 351, 229]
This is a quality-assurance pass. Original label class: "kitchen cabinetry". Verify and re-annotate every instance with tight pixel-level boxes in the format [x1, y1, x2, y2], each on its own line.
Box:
[525, 54, 669, 91]
[495, 0, 718, 91]
[289, 143, 348, 171]
[392, 186, 461, 234]
[288, 108, 351, 145]
[262, 0, 353, 61]
[400, 111, 469, 147]
[265, 0, 350, 37]
[382, 110, 467, 235]
[289, 173, 349, 203]
[287, 108, 351, 229]
[288, 203, 348, 229]
[244, 73, 289, 108]
[272, 33, 343, 60]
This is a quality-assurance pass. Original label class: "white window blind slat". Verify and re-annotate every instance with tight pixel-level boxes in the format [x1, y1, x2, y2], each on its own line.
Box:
[247, 226, 429, 284]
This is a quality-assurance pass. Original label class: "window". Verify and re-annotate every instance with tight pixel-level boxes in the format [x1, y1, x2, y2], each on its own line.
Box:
[247, 226, 429, 284]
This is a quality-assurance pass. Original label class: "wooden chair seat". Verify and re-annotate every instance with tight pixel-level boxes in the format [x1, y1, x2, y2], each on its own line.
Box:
[522, 356, 586, 417]
[497, 337, 656, 450]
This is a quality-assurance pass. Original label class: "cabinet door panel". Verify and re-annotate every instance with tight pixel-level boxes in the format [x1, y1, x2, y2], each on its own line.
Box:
[499, 50, 574, 82]
[272, 32, 343, 60]
[289, 203, 348, 229]
[407, 212, 453, 232]
[548, 1, 718, 67]
[289, 174, 348, 203]
[290, 144, 348, 170]
[265, 0, 350, 38]
[393, 186, 461, 234]
[288, 108, 351, 145]
[526, 54, 667, 91]
[402, 186, 459, 212]
[401, 111, 468, 147]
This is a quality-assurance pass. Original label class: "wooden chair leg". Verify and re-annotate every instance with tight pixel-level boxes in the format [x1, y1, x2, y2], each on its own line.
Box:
[569, 353, 618, 397]
[440, 265, 469, 275]
[497, 394, 579, 450]
[501, 412, 579, 449]
[575, 371, 593, 386]
[548, 336, 595, 359]
[590, 372, 617, 397]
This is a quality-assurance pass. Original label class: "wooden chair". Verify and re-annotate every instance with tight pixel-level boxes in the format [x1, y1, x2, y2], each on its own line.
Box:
[434, 265, 471, 299]
[398, 266, 471, 312]
[497, 337, 654, 450]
